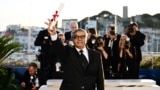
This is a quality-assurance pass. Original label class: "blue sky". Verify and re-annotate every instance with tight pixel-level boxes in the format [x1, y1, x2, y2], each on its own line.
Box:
[0, 0, 159, 31]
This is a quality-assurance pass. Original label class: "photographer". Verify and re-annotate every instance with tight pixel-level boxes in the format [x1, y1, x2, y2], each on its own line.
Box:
[105, 30, 121, 79]
[95, 36, 108, 59]
[95, 36, 109, 79]
[86, 28, 98, 50]
[118, 35, 136, 79]
[34, 21, 63, 81]
[21, 63, 45, 90]
[127, 22, 146, 78]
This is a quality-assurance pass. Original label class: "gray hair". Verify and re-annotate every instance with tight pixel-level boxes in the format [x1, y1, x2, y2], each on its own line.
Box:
[71, 28, 88, 42]
[70, 22, 79, 28]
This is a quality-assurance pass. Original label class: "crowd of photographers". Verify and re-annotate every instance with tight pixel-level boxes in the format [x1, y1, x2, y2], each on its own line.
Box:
[87, 22, 145, 79]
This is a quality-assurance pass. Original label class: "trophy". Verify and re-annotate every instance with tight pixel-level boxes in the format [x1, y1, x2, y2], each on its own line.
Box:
[49, 3, 64, 30]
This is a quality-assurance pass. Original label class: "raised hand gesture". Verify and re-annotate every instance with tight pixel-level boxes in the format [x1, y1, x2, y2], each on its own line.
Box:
[45, 18, 57, 35]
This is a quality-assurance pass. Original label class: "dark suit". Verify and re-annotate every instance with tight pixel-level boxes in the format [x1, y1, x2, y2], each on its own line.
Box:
[21, 69, 46, 90]
[34, 29, 62, 80]
[64, 31, 72, 41]
[129, 31, 146, 78]
[104, 34, 121, 79]
[52, 42, 104, 90]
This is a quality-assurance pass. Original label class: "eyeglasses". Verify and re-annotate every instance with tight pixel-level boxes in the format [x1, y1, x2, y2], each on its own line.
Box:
[71, 26, 77, 28]
[73, 35, 86, 39]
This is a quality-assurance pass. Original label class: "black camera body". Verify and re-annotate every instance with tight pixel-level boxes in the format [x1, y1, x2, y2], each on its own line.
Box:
[125, 41, 130, 49]
[128, 26, 134, 33]
[95, 40, 103, 47]
[125, 44, 129, 49]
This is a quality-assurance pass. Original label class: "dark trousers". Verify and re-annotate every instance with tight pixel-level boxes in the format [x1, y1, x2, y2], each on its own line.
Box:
[135, 60, 141, 79]
[38, 54, 56, 83]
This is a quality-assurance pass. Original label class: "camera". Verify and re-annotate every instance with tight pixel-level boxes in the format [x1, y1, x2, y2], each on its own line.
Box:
[124, 41, 130, 49]
[128, 23, 137, 33]
[125, 44, 129, 49]
[128, 26, 134, 33]
[110, 30, 116, 35]
[95, 40, 103, 47]
[95, 39, 103, 47]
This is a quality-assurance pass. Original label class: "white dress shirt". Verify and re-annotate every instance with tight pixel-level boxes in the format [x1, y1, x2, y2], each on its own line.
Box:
[76, 47, 89, 63]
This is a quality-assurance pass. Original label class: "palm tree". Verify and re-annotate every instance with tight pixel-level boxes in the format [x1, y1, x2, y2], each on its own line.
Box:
[0, 36, 22, 63]
[0, 36, 22, 90]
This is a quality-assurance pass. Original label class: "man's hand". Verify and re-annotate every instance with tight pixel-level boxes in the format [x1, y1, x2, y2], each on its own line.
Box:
[21, 82, 26, 88]
[31, 86, 37, 90]
[45, 18, 57, 35]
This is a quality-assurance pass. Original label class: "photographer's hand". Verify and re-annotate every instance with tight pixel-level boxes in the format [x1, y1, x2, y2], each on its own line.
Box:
[120, 45, 125, 50]
[98, 46, 108, 59]
[117, 63, 121, 72]
[125, 49, 133, 59]
[119, 48, 123, 58]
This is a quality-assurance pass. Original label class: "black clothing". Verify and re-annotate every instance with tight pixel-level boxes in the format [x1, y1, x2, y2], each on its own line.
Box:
[34, 29, 63, 80]
[79, 50, 89, 70]
[21, 69, 45, 90]
[64, 31, 72, 41]
[51, 41, 104, 90]
[119, 50, 136, 79]
[128, 31, 146, 78]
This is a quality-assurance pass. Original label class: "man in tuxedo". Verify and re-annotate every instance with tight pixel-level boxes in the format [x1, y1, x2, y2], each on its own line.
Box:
[34, 21, 62, 80]
[21, 63, 45, 90]
[47, 19, 104, 90]
[103, 26, 121, 79]
[64, 22, 79, 43]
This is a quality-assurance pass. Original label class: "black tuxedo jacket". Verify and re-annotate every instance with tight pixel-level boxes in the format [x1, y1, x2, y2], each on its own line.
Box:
[53, 43, 104, 90]
[34, 29, 55, 54]
[129, 31, 145, 61]
[34, 29, 61, 65]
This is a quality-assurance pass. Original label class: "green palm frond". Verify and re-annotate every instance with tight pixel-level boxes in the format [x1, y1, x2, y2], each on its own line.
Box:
[0, 36, 22, 63]
[0, 66, 7, 76]
[0, 66, 22, 90]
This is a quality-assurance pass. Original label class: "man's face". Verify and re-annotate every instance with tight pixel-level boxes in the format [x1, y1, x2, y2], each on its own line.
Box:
[110, 34, 115, 40]
[106, 27, 114, 37]
[71, 23, 78, 31]
[73, 31, 86, 49]
[28, 66, 37, 76]
[58, 34, 65, 42]
[132, 25, 138, 31]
